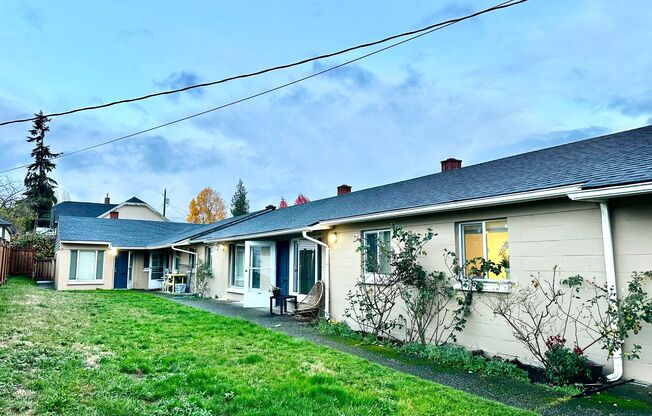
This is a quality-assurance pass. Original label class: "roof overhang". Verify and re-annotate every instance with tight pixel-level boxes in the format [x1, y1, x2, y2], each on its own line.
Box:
[567, 181, 652, 201]
[319, 185, 582, 227]
[200, 227, 311, 243]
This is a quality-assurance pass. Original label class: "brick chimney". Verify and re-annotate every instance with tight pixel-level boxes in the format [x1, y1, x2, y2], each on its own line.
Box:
[337, 184, 352, 196]
[441, 158, 462, 172]
[104, 194, 111, 204]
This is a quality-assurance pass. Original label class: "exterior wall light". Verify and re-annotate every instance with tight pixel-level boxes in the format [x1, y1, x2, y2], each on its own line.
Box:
[108, 247, 118, 256]
[328, 232, 338, 244]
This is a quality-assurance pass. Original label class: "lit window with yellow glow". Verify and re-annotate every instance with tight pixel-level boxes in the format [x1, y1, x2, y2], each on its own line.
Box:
[459, 219, 509, 279]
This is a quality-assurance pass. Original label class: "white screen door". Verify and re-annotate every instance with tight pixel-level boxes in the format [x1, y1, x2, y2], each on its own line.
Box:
[243, 241, 276, 308]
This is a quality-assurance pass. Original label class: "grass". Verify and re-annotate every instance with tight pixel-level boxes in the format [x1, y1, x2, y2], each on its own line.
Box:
[0, 277, 533, 415]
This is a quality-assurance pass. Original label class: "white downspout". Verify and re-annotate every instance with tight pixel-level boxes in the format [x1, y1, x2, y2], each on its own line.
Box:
[302, 230, 330, 319]
[600, 201, 623, 382]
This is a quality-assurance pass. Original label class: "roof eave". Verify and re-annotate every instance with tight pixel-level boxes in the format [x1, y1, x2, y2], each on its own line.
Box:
[568, 180, 652, 201]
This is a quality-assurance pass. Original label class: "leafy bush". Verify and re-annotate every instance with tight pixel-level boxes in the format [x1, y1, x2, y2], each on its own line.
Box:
[11, 231, 54, 257]
[316, 319, 359, 339]
[400, 343, 529, 382]
[543, 336, 591, 386]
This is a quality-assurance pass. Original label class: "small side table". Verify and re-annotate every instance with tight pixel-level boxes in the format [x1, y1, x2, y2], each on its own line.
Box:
[270, 295, 297, 316]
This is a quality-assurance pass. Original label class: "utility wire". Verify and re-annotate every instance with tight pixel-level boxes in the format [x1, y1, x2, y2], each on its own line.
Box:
[0, 0, 526, 127]
[0, 0, 526, 174]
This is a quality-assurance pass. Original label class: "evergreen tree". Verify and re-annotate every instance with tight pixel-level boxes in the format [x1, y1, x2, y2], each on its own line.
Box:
[278, 196, 288, 208]
[230, 179, 250, 216]
[294, 194, 310, 205]
[23, 111, 61, 226]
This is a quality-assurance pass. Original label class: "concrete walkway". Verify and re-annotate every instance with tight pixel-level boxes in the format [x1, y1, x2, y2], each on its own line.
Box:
[159, 293, 652, 416]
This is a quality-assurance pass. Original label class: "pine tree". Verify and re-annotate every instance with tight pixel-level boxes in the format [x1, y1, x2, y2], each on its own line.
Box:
[230, 179, 250, 216]
[23, 111, 61, 226]
[278, 196, 288, 208]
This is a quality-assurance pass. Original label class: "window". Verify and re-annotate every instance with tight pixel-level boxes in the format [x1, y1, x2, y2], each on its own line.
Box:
[109, 212, 119, 219]
[459, 219, 509, 280]
[174, 251, 182, 271]
[362, 229, 391, 276]
[229, 244, 245, 288]
[189, 248, 196, 269]
[69, 249, 104, 281]
[204, 246, 212, 268]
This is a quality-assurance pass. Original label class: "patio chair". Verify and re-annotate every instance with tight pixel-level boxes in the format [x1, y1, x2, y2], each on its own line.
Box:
[294, 281, 324, 321]
[162, 273, 174, 292]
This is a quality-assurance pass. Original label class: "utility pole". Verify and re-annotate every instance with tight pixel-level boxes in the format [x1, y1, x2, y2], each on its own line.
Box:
[162, 189, 168, 217]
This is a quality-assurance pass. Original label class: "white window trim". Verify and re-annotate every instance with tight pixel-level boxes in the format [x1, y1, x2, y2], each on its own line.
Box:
[229, 244, 246, 289]
[361, 229, 392, 283]
[457, 219, 511, 292]
[68, 249, 103, 283]
[289, 238, 319, 297]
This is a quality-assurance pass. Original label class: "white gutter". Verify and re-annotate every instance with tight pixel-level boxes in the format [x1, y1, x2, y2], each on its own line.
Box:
[171, 244, 198, 260]
[599, 201, 623, 381]
[302, 229, 331, 319]
[568, 181, 652, 201]
[320, 185, 582, 226]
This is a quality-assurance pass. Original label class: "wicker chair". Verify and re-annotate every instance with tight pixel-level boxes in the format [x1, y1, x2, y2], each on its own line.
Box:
[294, 281, 325, 321]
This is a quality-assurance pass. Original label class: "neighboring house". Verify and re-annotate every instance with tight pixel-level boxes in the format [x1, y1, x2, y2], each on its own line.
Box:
[54, 125, 652, 383]
[51, 195, 167, 227]
[0, 218, 14, 242]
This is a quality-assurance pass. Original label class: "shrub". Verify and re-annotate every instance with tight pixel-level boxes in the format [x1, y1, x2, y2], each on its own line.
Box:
[544, 336, 591, 386]
[11, 231, 55, 258]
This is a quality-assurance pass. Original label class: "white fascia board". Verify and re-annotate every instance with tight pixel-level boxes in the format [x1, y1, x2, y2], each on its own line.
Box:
[202, 227, 309, 243]
[60, 240, 112, 246]
[319, 185, 582, 227]
[567, 181, 652, 201]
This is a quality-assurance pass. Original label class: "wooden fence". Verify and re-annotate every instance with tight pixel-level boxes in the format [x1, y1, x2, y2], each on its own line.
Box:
[9, 247, 35, 277]
[0, 240, 9, 285]
[34, 258, 55, 281]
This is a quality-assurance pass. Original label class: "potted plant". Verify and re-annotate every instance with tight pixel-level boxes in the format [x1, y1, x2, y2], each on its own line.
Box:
[270, 285, 281, 297]
[499, 244, 510, 277]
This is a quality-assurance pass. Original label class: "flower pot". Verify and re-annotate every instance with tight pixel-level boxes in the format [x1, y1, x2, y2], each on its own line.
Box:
[272, 289, 281, 297]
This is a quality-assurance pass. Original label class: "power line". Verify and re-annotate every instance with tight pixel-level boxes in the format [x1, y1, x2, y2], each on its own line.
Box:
[0, 0, 526, 174]
[0, 0, 526, 127]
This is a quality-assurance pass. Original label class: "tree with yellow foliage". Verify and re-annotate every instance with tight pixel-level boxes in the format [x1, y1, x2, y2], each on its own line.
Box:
[186, 187, 227, 224]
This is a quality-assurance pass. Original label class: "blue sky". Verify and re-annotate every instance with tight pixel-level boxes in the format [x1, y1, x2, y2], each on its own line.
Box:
[1, 1, 651, 221]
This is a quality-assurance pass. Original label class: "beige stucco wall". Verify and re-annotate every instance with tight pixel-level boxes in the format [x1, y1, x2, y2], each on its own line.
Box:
[99, 204, 164, 221]
[55, 243, 115, 290]
[611, 195, 652, 381]
[323, 197, 651, 383]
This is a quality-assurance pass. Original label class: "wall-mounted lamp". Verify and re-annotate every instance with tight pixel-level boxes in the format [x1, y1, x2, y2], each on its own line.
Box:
[218, 243, 226, 251]
[108, 247, 118, 256]
[328, 232, 338, 244]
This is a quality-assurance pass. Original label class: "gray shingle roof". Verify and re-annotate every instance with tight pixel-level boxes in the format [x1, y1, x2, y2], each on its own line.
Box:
[52, 201, 117, 223]
[196, 125, 652, 241]
[58, 216, 204, 247]
[57, 126, 652, 247]
[124, 196, 146, 204]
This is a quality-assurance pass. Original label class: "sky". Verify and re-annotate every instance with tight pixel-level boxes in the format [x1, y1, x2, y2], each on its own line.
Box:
[1, 1, 651, 222]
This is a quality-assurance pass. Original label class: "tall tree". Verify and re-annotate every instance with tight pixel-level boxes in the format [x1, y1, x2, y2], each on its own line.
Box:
[187, 187, 226, 224]
[294, 194, 310, 205]
[23, 111, 61, 226]
[278, 196, 288, 208]
[230, 179, 250, 216]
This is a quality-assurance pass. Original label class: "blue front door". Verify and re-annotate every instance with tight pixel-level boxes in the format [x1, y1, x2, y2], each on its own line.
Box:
[276, 240, 290, 295]
[114, 251, 129, 289]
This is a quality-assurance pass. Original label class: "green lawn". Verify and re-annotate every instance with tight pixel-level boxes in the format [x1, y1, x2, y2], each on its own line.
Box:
[0, 277, 532, 415]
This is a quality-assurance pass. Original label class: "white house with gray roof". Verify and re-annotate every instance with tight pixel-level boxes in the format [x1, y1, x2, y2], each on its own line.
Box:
[54, 126, 652, 384]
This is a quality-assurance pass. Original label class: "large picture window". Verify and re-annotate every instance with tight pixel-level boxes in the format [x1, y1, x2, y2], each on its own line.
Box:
[69, 249, 104, 281]
[229, 244, 245, 288]
[459, 219, 509, 279]
[362, 229, 391, 276]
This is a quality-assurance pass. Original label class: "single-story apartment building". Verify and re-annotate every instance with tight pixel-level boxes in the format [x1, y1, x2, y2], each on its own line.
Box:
[54, 126, 652, 383]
